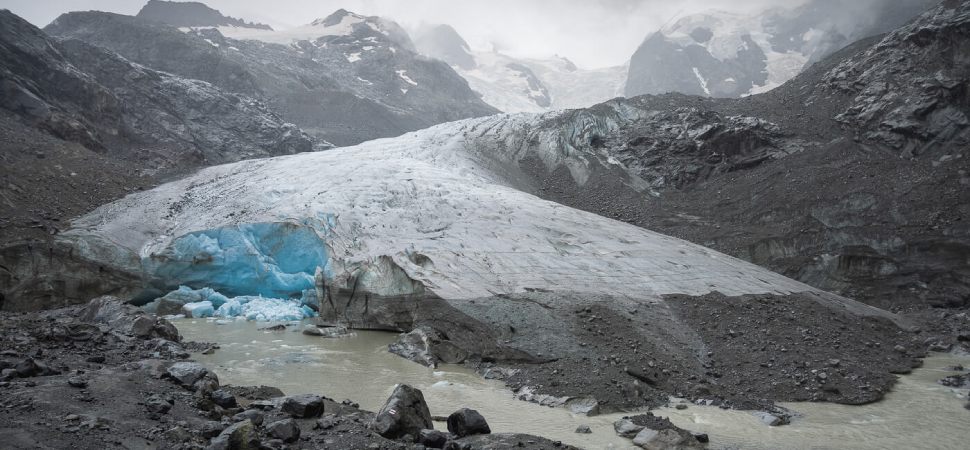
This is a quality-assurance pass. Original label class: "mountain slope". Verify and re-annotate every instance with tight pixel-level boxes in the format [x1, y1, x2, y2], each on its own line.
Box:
[625, 0, 937, 98]
[412, 24, 626, 113]
[0, 10, 311, 165]
[0, 9, 313, 246]
[46, 5, 498, 145]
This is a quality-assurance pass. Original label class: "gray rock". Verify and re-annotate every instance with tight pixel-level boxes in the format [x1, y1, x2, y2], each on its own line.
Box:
[565, 396, 601, 415]
[162, 426, 192, 443]
[0, 368, 17, 381]
[208, 419, 257, 450]
[145, 394, 173, 414]
[370, 384, 433, 439]
[614, 418, 645, 438]
[418, 429, 449, 448]
[754, 411, 783, 426]
[67, 376, 88, 388]
[575, 424, 592, 434]
[632, 428, 697, 449]
[166, 362, 209, 387]
[201, 421, 226, 438]
[15, 358, 41, 377]
[210, 389, 237, 409]
[446, 408, 491, 437]
[281, 394, 324, 418]
[265, 418, 300, 443]
[231, 409, 264, 426]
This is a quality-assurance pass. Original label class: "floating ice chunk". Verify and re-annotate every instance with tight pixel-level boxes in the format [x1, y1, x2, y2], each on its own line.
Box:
[239, 297, 315, 322]
[183, 301, 215, 318]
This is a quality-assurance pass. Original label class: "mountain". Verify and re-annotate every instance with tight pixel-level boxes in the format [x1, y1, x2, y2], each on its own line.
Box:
[136, 0, 272, 30]
[0, 9, 311, 167]
[0, 9, 313, 244]
[412, 24, 626, 113]
[46, 6, 498, 146]
[625, 0, 938, 98]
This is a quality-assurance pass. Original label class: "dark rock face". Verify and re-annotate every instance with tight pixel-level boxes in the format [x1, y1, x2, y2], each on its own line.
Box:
[45, 9, 498, 147]
[625, 0, 936, 98]
[136, 0, 272, 30]
[823, 1, 970, 157]
[370, 384, 433, 439]
[446, 408, 491, 437]
[280, 394, 324, 418]
[1, 10, 312, 164]
[626, 31, 767, 98]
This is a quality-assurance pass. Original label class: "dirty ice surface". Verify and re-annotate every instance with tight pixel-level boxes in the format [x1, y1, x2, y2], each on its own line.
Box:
[63, 109, 891, 323]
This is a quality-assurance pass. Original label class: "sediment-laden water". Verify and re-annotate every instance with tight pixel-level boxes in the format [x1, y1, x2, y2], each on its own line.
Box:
[176, 319, 970, 450]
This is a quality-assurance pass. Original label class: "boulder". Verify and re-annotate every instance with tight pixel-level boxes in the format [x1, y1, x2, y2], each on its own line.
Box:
[145, 394, 173, 414]
[614, 418, 645, 438]
[81, 296, 180, 341]
[15, 358, 41, 377]
[208, 419, 257, 450]
[370, 384, 434, 439]
[232, 409, 264, 426]
[754, 411, 783, 426]
[633, 428, 695, 449]
[266, 418, 300, 443]
[575, 424, 592, 434]
[418, 429, 449, 448]
[210, 389, 238, 408]
[446, 408, 491, 437]
[166, 362, 211, 388]
[281, 394, 324, 418]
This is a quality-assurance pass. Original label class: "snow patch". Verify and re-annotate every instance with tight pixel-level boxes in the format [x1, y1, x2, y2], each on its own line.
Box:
[346, 52, 362, 63]
[692, 67, 712, 96]
[396, 70, 418, 86]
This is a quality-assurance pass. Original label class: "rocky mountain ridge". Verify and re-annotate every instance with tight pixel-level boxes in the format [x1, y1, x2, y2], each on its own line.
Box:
[625, 0, 938, 98]
[136, 0, 272, 30]
[46, 5, 498, 146]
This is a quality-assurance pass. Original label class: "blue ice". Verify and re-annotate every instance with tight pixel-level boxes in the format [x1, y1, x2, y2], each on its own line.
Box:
[147, 222, 331, 299]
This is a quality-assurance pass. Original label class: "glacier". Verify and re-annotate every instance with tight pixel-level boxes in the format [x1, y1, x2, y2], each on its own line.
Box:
[58, 103, 895, 325]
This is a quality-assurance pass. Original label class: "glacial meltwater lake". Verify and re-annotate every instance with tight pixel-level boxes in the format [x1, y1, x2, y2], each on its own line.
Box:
[175, 319, 970, 450]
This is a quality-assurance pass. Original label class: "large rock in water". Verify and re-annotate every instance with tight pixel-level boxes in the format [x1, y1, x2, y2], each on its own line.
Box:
[447, 408, 491, 437]
[370, 384, 433, 439]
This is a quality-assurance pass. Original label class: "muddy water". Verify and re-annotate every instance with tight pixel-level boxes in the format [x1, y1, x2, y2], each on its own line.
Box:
[175, 319, 970, 450]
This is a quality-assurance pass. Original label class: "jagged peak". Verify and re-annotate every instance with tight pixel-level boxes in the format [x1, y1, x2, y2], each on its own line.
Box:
[310, 8, 367, 27]
[136, 0, 272, 30]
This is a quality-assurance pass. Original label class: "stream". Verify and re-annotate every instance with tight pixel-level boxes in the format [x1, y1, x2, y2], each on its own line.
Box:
[175, 319, 970, 449]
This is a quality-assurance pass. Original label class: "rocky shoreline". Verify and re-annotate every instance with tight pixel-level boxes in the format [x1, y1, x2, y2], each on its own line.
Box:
[0, 297, 574, 449]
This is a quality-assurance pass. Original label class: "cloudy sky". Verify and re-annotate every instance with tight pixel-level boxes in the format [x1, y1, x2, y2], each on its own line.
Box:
[1, 0, 808, 68]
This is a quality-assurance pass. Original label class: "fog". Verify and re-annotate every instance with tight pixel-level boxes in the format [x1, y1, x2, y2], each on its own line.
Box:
[1, 0, 811, 68]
